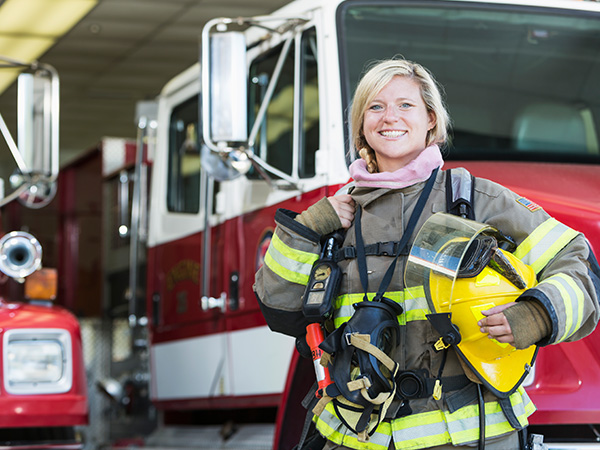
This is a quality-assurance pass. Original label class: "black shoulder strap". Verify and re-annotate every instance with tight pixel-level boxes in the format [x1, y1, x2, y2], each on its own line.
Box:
[446, 168, 475, 220]
[356, 168, 439, 300]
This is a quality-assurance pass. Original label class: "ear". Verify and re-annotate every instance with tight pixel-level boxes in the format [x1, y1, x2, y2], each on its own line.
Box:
[428, 111, 437, 131]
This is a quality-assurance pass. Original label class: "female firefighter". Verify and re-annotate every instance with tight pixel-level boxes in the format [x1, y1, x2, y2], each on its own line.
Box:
[254, 59, 600, 450]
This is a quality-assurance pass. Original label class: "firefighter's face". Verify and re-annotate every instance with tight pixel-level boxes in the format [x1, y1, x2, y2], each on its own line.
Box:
[362, 76, 435, 173]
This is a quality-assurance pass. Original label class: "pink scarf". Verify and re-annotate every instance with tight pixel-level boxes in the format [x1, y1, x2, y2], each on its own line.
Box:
[349, 144, 444, 189]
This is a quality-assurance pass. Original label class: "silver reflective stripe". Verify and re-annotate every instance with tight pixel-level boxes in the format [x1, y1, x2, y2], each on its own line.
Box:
[317, 403, 344, 430]
[543, 274, 585, 343]
[391, 391, 533, 448]
[335, 303, 355, 321]
[315, 403, 392, 449]
[394, 418, 448, 442]
[512, 390, 531, 419]
[268, 239, 317, 277]
[451, 168, 472, 204]
[333, 291, 429, 326]
[514, 219, 578, 274]
[404, 295, 429, 312]
[447, 408, 507, 440]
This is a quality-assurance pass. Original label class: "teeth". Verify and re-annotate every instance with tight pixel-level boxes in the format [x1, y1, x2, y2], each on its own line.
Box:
[380, 130, 406, 138]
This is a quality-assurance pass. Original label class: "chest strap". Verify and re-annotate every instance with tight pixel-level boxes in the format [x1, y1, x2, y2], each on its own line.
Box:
[335, 240, 406, 261]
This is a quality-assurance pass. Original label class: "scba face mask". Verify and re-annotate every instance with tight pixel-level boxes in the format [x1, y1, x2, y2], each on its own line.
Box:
[405, 212, 538, 397]
[316, 297, 403, 441]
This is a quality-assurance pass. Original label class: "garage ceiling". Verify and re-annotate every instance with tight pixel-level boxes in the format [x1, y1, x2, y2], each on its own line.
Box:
[0, 0, 289, 179]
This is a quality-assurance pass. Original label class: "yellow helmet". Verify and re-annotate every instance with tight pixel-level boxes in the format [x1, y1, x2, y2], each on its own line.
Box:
[405, 213, 537, 397]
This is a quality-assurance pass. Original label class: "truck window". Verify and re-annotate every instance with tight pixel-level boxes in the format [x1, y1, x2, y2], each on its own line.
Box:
[338, 4, 600, 164]
[248, 28, 319, 179]
[300, 28, 319, 178]
[167, 98, 201, 213]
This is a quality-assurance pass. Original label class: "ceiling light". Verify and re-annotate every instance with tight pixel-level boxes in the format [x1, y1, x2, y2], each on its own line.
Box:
[0, 0, 98, 94]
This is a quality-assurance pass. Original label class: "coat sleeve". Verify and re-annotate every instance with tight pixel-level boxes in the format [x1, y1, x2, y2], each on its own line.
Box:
[254, 208, 322, 338]
[474, 177, 600, 347]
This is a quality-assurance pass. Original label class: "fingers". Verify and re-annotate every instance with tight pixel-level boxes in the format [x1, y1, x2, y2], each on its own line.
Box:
[328, 195, 355, 229]
[478, 310, 515, 345]
[480, 302, 516, 316]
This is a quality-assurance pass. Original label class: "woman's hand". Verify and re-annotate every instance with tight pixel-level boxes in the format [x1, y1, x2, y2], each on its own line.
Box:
[478, 302, 517, 346]
[328, 194, 355, 229]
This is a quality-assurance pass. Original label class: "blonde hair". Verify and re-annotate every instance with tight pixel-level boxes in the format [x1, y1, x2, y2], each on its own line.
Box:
[350, 59, 450, 173]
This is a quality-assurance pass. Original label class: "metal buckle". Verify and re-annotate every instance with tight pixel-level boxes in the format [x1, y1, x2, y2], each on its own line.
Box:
[434, 337, 451, 351]
[345, 332, 358, 346]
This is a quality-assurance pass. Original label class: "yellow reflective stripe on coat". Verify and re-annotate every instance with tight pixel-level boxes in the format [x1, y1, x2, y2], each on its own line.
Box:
[332, 287, 428, 328]
[514, 218, 579, 274]
[315, 387, 534, 450]
[542, 274, 585, 343]
[314, 401, 392, 450]
[263, 233, 318, 284]
[390, 387, 534, 449]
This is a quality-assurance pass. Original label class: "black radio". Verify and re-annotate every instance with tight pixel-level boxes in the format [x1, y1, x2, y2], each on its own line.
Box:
[302, 233, 343, 322]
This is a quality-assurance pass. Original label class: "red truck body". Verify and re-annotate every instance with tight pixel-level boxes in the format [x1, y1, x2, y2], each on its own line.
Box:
[445, 161, 600, 427]
[137, 1, 600, 447]
[0, 300, 88, 428]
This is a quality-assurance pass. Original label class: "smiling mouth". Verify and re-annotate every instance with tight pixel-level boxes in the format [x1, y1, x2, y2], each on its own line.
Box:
[379, 130, 406, 138]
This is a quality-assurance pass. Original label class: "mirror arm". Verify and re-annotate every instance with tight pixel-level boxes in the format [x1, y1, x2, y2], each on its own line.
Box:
[0, 112, 29, 173]
[0, 183, 29, 209]
[249, 153, 300, 189]
[247, 34, 294, 149]
[0, 56, 29, 69]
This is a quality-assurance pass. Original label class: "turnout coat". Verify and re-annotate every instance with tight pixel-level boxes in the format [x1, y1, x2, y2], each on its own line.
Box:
[254, 168, 600, 450]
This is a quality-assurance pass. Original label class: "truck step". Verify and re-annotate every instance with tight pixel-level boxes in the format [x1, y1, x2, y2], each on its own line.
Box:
[114, 424, 276, 450]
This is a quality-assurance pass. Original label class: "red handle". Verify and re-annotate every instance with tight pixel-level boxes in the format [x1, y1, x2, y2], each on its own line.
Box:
[306, 323, 333, 397]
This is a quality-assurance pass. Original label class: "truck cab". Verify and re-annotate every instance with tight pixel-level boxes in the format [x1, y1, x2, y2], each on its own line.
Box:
[143, 0, 600, 447]
[0, 59, 88, 449]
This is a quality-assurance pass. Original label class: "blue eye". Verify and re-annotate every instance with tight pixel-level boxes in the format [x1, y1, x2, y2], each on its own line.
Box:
[369, 104, 383, 111]
[400, 103, 412, 108]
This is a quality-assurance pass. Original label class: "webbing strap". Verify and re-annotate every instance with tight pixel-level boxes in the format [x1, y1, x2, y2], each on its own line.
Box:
[335, 241, 404, 261]
[355, 168, 439, 300]
[498, 396, 523, 429]
[313, 394, 333, 416]
[348, 333, 398, 373]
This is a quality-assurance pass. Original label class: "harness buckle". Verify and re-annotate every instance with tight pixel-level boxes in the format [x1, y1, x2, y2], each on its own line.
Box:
[377, 241, 396, 256]
[434, 337, 451, 351]
[343, 246, 357, 259]
[433, 379, 443, 400]
[345, 332, 358, 346]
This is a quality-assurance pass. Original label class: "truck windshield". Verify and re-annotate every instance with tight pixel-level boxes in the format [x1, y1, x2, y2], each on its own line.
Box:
[338, 2, 600, 164]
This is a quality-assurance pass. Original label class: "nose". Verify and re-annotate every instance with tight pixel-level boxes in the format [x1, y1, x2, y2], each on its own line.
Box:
[382, 105, 400, 122]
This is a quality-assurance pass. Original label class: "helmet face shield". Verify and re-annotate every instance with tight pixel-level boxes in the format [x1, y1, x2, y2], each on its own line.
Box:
[405, 213, 538, 397]
[405, 213, 495, 313]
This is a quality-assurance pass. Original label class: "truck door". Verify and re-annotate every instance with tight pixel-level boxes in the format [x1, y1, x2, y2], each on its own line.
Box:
[219, 26, 323, 400]
[148, 80, 231, 403]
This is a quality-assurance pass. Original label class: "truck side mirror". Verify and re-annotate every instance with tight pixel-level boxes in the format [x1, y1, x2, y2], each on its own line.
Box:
[200, 18, 303, 188]
[208, 31, 248, 144]
[14, 65, 60, 208]
[202, 29, 248, 148]
[0, 60, 59, 208]
[200, 24, 251, 181]
[17, 66, 59, 181]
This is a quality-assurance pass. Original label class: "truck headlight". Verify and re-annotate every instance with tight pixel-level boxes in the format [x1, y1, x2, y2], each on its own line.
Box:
[3, 329, 73, 394]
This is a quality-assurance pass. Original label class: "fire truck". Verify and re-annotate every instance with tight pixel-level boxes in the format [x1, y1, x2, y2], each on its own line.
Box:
[0, 59, 88, 448]
[99, 0, 600, 448]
